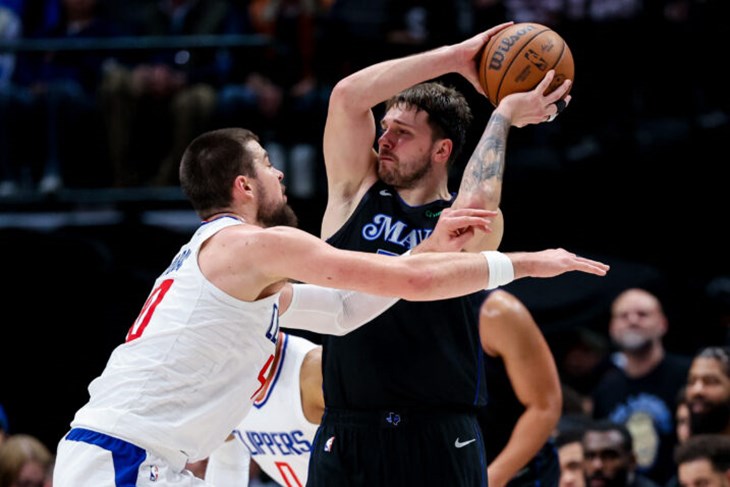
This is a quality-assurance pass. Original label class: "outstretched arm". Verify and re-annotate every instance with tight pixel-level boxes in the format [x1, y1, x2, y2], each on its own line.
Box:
[256, 227, 608, 301]
[480, 290, 562, 487]
[202, 222, 609, 306]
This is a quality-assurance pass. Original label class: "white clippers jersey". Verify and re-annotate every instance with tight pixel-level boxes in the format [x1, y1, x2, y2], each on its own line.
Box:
[71, 216, 280, 467]
[235, 332, 319, 486]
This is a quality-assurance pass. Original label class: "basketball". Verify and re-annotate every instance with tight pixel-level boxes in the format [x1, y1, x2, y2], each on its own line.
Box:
[478, 23, 574, 107]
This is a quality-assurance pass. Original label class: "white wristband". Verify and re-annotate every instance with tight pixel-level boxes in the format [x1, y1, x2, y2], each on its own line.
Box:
[481, 251, 515, 290]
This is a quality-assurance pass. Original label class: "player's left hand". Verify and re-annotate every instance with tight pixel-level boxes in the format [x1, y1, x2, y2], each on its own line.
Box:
[497, 70, 572, 127]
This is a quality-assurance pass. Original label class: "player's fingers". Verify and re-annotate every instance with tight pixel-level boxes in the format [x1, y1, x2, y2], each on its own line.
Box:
[445, 216, 493, 233]
[578, 264, 609, 276]
[546, 93, 571, 122]
[535, 70, 556, 93]
[484, 21, 514, 39]
[546, 80, 572, 104]
[573, 258, 610, 275]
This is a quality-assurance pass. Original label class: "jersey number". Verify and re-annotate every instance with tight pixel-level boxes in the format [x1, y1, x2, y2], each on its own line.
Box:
[274, 461, 303, 487]
[251, 304, 280, 398]
[126, 279, 174, 342]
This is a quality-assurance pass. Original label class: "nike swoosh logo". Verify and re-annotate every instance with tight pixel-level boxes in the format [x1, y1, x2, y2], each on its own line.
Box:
[454, 438, 476, 448]
[379, 189, 392, 197]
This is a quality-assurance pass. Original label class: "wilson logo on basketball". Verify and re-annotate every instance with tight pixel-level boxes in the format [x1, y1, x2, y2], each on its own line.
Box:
[487, 24, 537, 71]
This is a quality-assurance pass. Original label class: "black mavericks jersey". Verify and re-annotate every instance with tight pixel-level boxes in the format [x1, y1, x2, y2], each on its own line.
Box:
[323, 180, 487, 410]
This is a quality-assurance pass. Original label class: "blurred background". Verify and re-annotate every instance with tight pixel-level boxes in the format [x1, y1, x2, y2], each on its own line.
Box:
[0, 0, 728, 455]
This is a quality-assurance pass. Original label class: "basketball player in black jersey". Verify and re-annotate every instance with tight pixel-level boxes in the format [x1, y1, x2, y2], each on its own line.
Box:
[307, 22, 573, 487]
[476, 289, 562, 486]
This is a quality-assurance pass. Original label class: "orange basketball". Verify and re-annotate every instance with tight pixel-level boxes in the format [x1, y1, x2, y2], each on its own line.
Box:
[478, 22, 574, 107]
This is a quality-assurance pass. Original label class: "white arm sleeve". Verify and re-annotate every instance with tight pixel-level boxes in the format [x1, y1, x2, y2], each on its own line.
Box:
[280, 284, 400, 336]
[204, 436, 250, 486]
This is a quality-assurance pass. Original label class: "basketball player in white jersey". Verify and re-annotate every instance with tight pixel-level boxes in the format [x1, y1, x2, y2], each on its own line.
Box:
[52, 127, 608, 486]
[204, 331, 322, 486]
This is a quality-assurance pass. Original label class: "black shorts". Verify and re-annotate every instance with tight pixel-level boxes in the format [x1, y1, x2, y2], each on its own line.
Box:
[306, 408, 487, 487]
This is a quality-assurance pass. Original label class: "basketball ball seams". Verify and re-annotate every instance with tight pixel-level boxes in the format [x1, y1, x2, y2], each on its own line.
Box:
[547, 42, 568, 94]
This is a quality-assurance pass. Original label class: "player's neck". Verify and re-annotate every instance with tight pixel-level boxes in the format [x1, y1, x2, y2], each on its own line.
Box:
[203, 211, 246, 223]
[394, 179, 452, 206]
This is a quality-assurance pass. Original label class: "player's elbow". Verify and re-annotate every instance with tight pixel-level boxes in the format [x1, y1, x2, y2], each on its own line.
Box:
[330, 78, 365, 112]
[541, 390, 563, 427]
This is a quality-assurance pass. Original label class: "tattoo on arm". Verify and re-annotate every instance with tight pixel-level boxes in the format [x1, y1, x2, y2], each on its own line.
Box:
[459, 113, 510, 202]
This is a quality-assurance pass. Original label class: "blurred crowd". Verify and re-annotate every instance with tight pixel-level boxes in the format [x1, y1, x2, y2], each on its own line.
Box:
[0, 0, 727, 197]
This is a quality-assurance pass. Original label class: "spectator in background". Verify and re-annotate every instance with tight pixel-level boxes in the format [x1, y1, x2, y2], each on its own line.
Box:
[592, 288, 691, 485]
[554, 420, 587, 487]
[686, 347, 730, 437]
[0, 0, 118, 194]
[99, 0, 231, 187]
[675, 434, 730, 487]
[0, 433, 54, 487]
[214, 0, 329, 199]
[582, 420, 660, 487]
[676, 386, 691, 445]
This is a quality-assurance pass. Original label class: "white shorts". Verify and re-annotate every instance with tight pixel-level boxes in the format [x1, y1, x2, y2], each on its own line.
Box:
[53, 428, 206, 487]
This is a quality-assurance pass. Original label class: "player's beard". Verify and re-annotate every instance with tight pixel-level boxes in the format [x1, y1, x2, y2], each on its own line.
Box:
[258, 202, 298, 228]
[256, 184, 298, 228]
[377, 152, 432, 189]
[690, 398, 730, 434]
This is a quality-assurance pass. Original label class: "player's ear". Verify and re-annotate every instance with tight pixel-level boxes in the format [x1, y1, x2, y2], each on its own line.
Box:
[434, 139, 452, 164]
[234, 175, 254, 198]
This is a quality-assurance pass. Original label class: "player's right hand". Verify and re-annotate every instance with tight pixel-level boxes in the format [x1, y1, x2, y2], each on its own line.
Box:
[415, 208, 497, 253]
[452, 22, 514, 96]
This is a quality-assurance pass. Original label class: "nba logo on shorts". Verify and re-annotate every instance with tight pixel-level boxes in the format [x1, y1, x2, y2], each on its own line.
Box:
[324, 436, 335, 452]
[149, 465, 159, 481]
